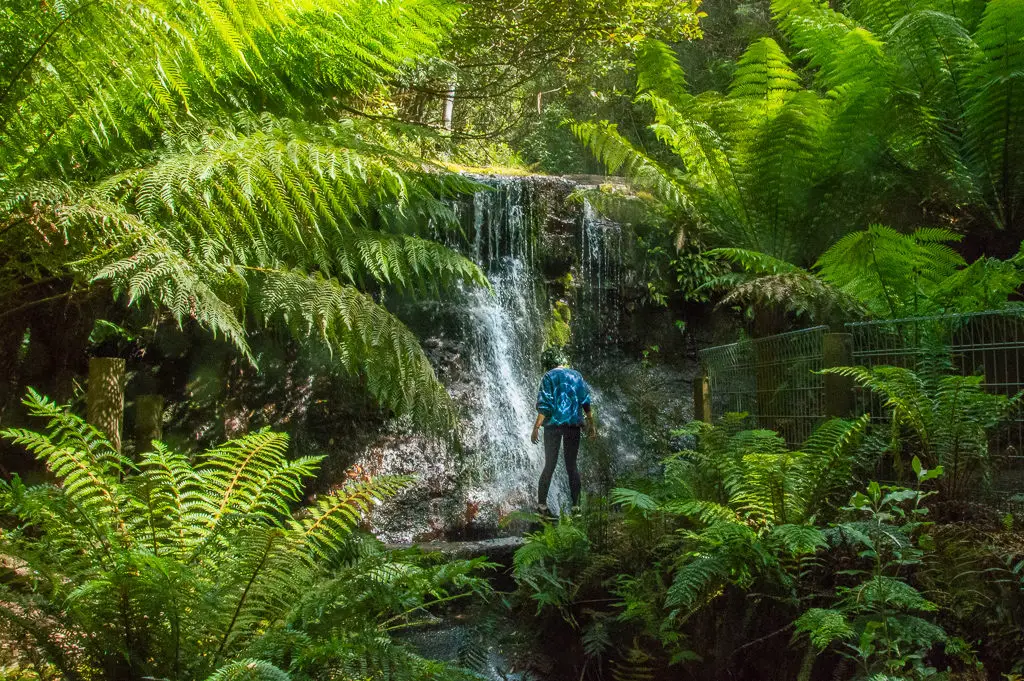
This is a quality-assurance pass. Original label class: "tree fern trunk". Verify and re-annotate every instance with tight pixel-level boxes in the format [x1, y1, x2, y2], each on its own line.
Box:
[87, 357, 125, 452]
[134, 394, 164, 453]
[795, 643, 816, 681]
[443, 82, 456, 130]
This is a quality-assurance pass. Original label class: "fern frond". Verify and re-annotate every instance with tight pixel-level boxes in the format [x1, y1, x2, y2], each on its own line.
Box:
[635, 40, 690, 107]
[249, 269, 457, 430]
[611, 488, 659, 516]
[964, 0, 1024, 229]
[204, 659, 290, 681]
[769, 524, 827, 556]
[1, 391, 135, 549]
[814, 225, 966, 317]
[294, 476, 414, 561]
[794, 608, 854, 649]
[197, 430, 298, 529]
[729, 38, 803, 117]
[569, 121, 684, 206]
[665, 553, 728, 612]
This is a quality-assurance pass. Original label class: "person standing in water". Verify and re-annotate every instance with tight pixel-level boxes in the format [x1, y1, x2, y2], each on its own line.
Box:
[531, 347, 596, 515]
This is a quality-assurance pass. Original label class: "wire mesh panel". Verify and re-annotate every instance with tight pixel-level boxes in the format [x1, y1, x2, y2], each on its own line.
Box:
[700, 327, 828, 446]
[848, 311, 1024, 503]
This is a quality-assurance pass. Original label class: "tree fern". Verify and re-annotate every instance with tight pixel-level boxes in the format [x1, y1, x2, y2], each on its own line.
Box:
[572, 33, 890, 323]
[777, 0, 1024, 232]
[2, 0, 485, 432]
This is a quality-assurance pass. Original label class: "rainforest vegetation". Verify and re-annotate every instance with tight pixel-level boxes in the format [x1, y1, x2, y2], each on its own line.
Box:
[2, 0, 1024, 679]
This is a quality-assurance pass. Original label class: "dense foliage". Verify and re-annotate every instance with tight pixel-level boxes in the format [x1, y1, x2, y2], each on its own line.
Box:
[4, 0, 1024, 679]
[1, 0, 492, 429]
[0, 391, 491, 680]
[512, 369, 1024, 678]
[573, 0, 1024, 328]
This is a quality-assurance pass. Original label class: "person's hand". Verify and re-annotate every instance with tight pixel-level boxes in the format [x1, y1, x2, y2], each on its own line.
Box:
[531, 426, 540, 444]
[585, 419, 597, 439]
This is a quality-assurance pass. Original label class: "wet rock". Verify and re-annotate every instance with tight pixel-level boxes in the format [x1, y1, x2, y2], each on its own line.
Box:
[387, 536, 525, 563]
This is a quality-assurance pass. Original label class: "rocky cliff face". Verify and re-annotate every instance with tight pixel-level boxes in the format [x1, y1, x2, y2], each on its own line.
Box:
[358, 174, 695, 542]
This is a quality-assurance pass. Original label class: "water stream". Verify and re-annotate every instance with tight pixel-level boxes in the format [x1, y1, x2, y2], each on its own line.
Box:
[456, 176, 633, 517]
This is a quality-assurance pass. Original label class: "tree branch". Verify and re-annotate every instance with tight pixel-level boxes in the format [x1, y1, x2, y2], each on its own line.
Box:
[0, 290, 76, 321]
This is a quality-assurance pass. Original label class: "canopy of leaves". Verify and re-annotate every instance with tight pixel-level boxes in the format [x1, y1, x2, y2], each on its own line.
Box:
[1, 0, 490, 430]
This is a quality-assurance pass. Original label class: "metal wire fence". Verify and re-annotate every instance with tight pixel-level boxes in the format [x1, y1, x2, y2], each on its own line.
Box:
[698, 309, 1024, 508]
[848, 311, 1024, 500]
[699, 326, 827, 447]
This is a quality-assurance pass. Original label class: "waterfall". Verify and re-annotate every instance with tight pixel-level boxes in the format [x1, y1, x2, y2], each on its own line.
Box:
[369, 175, 633, 540]
[578, 198, 625, 349]
[459, 178, 569, 513]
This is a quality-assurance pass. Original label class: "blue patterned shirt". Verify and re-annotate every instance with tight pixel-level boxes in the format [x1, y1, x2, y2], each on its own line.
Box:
[536, 367, 591, 426]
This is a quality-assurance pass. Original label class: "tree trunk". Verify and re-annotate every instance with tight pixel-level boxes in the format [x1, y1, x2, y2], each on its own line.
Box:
[442, 82, 456, 130]
[87, 357, 125, 452]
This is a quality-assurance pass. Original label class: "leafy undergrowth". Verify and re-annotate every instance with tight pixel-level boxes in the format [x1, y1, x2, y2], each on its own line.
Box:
[509, 381, 1024, 681]
[0, 391, 496, 681]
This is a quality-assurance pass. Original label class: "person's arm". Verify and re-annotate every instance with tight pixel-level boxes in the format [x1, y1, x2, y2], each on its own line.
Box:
[582, 403, 596, 437]
[533, 372, 554, 443]
[579, 378, 596, 437]
[531, 412, 546, 444]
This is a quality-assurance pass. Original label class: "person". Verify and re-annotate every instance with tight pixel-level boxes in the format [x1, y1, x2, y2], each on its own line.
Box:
[531, 347, 596, 515]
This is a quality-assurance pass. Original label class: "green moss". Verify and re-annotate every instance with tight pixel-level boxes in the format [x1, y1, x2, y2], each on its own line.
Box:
[545, 299, 572, 348]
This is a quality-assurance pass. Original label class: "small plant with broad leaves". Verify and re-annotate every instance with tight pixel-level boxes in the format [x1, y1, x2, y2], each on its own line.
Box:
[795, 457, 949, 679]
[0, 390, 492, 681]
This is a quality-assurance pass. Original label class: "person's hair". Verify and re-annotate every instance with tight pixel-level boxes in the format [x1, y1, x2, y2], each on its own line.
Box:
[541, 346, 569, 370]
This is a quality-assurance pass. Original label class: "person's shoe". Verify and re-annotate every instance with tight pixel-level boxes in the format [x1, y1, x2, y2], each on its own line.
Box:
[537, 503, 555, 521]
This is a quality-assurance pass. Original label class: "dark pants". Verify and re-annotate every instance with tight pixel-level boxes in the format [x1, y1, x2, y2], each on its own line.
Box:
[539, 425, 582, 506]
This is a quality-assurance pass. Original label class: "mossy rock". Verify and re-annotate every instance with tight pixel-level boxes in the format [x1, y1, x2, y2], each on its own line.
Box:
[545, 300, 572, 348]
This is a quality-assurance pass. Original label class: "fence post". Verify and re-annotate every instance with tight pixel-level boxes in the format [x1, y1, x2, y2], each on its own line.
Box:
[823, 333, 853, 418]
[693, 370, 712, 423]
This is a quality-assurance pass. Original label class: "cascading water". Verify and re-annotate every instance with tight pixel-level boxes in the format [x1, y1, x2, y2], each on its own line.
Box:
[577, 197, 626, 348]
[449, 177, 645, 518]
[457, 178, 569, 514]
[368, 175, 637, 541]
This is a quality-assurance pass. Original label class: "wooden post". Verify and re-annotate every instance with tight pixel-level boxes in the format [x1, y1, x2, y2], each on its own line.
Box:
[823, 333, 854, 418]
[693, 371, 712, 423]
[134, 394, 164, 452]
[87, 357, 125, 452]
